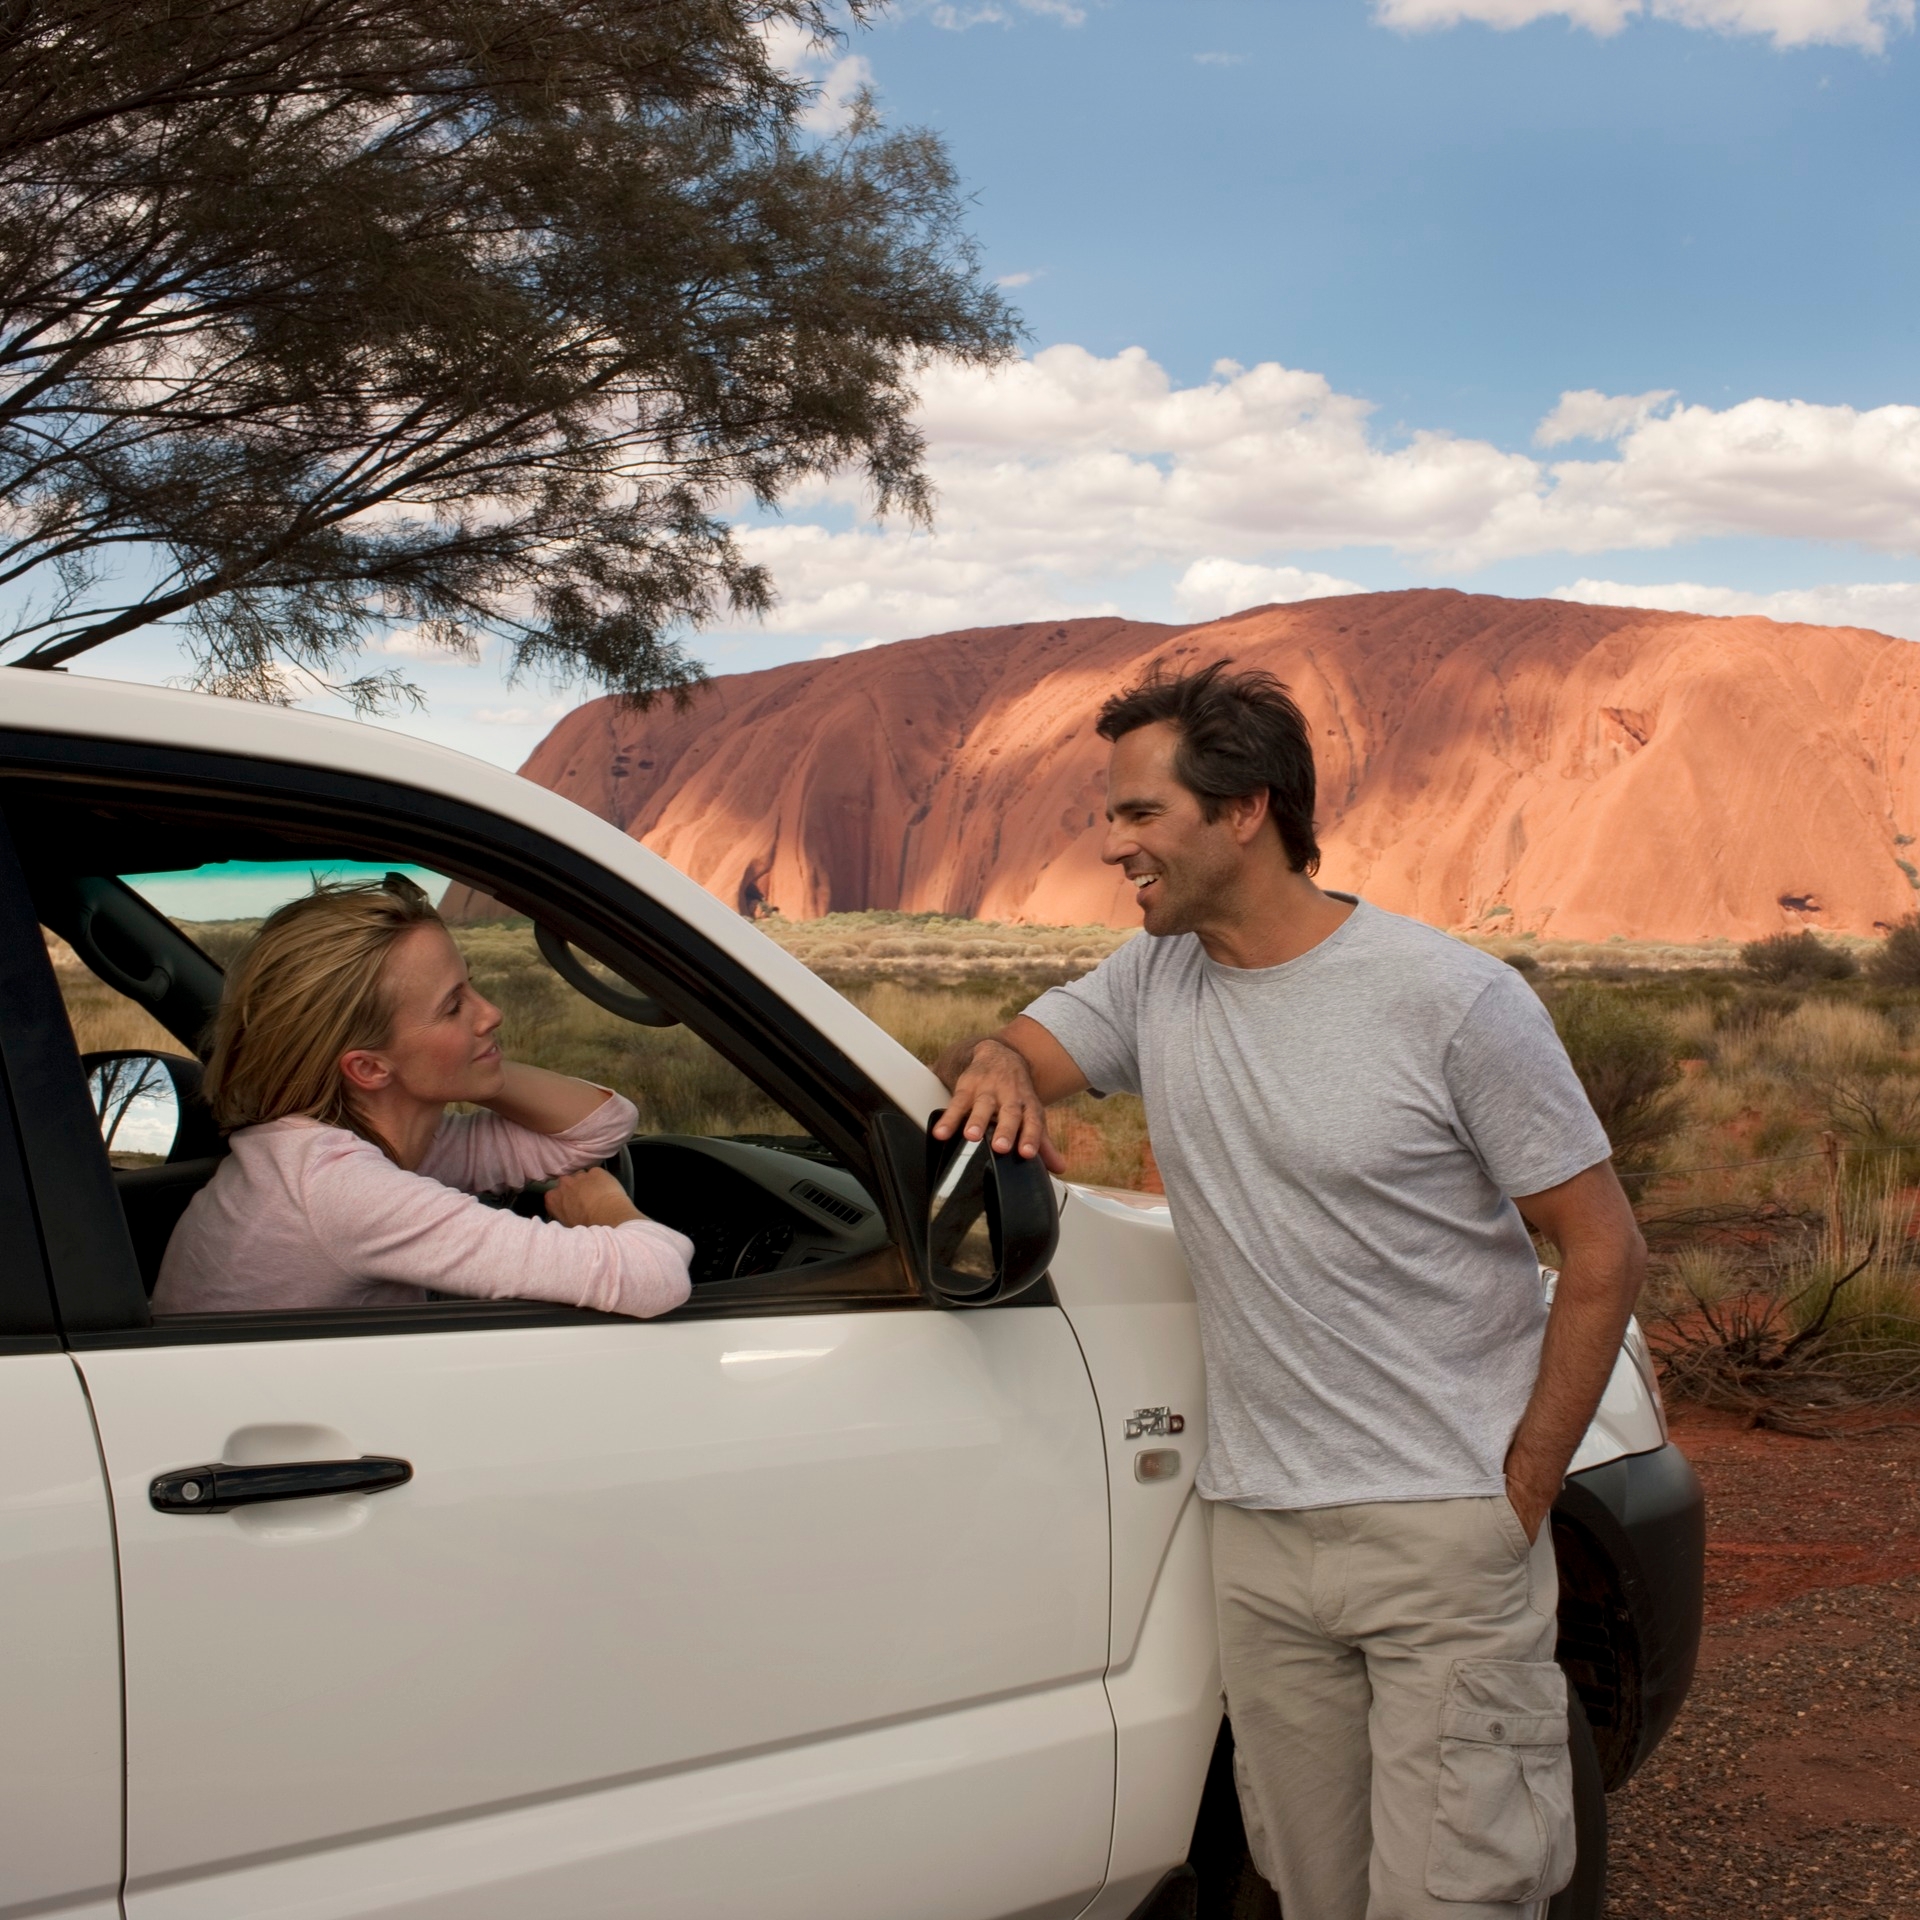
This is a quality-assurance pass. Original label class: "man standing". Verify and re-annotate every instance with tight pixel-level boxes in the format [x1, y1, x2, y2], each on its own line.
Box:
[934, 661, 1644, 1920]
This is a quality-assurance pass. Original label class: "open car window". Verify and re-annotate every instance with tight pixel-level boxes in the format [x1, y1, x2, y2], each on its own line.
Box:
[43, 849, 908, 1324]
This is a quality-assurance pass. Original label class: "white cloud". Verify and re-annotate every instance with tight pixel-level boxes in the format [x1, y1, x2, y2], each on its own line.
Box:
[1535, 388, 1677, 446]
[814, 636, 889, 658]
[473, 700, 572, 727]
[797, 52, 873, 135]
[733, 518, 1124, 636]
[1173, 559, 1366, 619]
[1373, 0, 1912, 50]
[996, 269, 1041, 288]
[723, 345, 1920, 642]
[1193, 50, 1248, 65]
[1552, 576, 1920, 639]
[1530, 394, 1920, 555]
[370, 624, 479, 662]
[759, 18, 873, 136]
[920, 0, 1085, 26]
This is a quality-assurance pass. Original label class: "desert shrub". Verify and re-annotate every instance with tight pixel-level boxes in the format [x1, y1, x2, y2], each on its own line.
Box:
[1648, 1165, 1920, 1429]
[1711, 986, 1802, 1034]
[1867, 913, 1920, 988]
[1548, 986, 1686, 1176]
[1050, 1090, 1154, 1190]
[1503, 952, 1540, 976]
[1646, 1242, 1743, 1318]
[1740, 929, 1859, 986]
[1816, 1072, 1920, 1187]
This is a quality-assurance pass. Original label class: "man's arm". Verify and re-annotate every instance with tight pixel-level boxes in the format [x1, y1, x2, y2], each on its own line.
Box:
[932, 1015, 1089, 1171]
[1503, 1160, 1647, 1542]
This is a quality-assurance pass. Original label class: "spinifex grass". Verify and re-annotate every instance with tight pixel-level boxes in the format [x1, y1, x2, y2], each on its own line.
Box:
[1646, 1162, 1920, 1433]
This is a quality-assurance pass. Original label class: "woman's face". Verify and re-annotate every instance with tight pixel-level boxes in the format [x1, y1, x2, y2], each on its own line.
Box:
[346, 922, 506, 1109]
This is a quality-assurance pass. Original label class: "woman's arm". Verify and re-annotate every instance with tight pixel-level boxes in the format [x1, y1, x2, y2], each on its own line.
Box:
[305, 1140, 691, 1318]
[419, 1087, 638, 1194]
[479, 1061, 612, 1134]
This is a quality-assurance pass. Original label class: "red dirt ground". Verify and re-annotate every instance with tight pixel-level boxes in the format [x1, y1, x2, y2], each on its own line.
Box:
[1605, 1407, 1920, 1918]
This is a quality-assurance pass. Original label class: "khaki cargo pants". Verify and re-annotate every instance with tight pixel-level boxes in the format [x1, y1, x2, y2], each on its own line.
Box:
[1212, 1496, 1574, 1920]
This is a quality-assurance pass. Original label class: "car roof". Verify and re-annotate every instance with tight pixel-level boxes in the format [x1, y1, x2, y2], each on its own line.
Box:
[0, 667, 944, 1118]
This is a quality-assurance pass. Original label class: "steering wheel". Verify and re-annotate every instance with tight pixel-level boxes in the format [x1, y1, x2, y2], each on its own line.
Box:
[605, 1142, 636, 1200]
[476, 1142, 637, 1217]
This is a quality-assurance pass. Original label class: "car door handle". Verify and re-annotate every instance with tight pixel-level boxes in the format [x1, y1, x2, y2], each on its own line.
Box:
[149, 1456, 412, 1514]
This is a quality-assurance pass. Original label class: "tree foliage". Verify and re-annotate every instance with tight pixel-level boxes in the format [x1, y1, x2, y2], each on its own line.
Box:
[0, 0, 1016, 707]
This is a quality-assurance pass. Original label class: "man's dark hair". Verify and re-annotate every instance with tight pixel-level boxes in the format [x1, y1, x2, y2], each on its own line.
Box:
[1096, 659, 1320, 874]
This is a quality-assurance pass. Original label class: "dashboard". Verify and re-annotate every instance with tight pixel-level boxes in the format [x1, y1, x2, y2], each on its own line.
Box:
[624, 1135, 891, 1285]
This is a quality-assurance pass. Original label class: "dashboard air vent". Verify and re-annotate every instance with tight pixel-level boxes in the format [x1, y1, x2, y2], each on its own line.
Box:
[791, 1179, 868, 1228]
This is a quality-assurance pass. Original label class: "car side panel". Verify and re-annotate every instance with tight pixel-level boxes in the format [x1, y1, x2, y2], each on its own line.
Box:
[1080, 1492, 1223, 1920]
[81, 1311, 1114, 1919]
[126, 1686, 1113, 1920]
[1049, 1188, 1207, 1668]
[0, 1354, 123, 1920]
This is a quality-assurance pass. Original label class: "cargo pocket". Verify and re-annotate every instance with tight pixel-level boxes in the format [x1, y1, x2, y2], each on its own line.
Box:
[1424, 1659, 1576, 1905]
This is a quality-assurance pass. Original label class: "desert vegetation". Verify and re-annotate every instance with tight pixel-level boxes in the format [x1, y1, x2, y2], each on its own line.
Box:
[1528, 943, 1920, 1431]
[52, 907, 1920, 1419]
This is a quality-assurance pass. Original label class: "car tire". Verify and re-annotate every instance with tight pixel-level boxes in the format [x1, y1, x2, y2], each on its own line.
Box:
[1188, 1723, 1280, 1920]
[1546, 1686, 1608, 1920]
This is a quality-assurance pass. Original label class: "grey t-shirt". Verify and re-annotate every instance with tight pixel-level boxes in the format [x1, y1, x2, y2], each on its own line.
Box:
[1026, 898, 1611, 1511]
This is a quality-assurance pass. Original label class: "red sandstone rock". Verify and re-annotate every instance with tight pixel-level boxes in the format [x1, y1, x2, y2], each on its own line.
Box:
[464, 590, 1920, 942]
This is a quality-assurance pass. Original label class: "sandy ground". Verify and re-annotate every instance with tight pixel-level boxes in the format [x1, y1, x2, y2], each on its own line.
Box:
[1606, 1408, 1920, 1918]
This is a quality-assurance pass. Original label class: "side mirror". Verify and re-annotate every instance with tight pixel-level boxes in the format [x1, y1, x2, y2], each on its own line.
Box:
[924, 1120, 1059, 1308]
[85, 1050, 185, 1165]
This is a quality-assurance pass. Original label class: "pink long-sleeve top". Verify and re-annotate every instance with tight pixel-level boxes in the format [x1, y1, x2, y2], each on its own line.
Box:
[152, 1092, 692, 1319]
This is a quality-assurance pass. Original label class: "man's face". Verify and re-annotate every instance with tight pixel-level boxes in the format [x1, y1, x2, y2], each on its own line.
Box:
[1102, 722, 1251, 936]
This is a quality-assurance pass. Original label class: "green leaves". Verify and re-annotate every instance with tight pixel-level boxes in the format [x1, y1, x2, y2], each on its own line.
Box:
[0, 1, 1015, 708]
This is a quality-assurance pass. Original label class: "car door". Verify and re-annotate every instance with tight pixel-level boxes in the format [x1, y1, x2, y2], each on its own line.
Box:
[0, 858, 125, 1920]
[1, 778, 1114, 1920]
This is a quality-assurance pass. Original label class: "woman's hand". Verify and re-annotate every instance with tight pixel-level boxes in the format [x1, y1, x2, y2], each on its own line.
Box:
[545, 1168, 645, 1229]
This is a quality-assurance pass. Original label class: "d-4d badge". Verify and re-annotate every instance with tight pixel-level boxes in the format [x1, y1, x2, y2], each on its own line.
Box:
[1124, 1407, 1186, 1440]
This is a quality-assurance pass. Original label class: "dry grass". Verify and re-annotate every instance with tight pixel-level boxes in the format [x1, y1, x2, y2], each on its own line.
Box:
[55, 905, 1920, 1253]
[46, 932, 177, 1054]
[1714, 998, 1902, 1078]
[761, 910, 1133, 991]
[1469, 935, 1879, 974]
[451, 920, 796, 1140]
[1646, 1164, 1920, 1433]
[48, 918, 1163, 1190]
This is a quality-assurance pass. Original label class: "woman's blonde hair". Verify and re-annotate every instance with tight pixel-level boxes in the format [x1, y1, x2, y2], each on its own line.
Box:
[203, 875, 442, 1135]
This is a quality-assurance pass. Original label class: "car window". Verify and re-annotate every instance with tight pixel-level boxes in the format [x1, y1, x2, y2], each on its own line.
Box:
[115, 860, 800, 1144]
[46, 849, 902, 1321]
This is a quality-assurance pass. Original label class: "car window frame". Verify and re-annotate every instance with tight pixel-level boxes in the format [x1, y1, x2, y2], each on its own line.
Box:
[0, 816, 140, 1340]
[0, 731, 938, 1343]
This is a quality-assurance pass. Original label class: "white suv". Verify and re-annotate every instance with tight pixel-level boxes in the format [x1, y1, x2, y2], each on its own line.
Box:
[0, 669, 1702, 1920]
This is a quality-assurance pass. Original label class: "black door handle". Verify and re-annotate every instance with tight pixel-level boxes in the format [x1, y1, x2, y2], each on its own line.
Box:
[150, 1456, 412, 1514]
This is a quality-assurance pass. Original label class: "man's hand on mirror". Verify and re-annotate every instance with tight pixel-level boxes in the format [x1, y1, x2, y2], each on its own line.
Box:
[933, 1036, 1067, 1172]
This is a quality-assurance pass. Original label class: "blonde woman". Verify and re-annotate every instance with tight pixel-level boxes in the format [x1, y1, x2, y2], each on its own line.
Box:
[153, 877, 691, 1319]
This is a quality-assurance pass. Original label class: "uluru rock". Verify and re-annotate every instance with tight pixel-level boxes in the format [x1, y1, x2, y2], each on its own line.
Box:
[473, 590, 1920, 943]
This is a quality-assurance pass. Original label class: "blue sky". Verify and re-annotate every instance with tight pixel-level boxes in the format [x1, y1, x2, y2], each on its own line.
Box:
[77, 0, 1920, 767]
